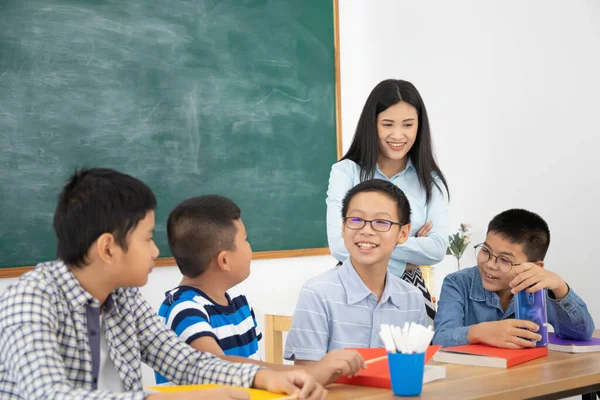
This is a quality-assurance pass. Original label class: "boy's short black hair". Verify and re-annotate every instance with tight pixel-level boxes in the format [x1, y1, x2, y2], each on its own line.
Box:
[53, 168, 157, 268]
[167, 195, 241, 278]
[487, 209, 550, 261]
[341, 179, 411, 225]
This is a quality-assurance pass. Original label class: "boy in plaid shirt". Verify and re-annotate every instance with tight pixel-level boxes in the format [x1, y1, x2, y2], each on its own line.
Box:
[0, 168, 327, 400]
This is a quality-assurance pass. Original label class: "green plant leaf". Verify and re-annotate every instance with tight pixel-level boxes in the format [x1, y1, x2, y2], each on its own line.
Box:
[450, 242, 460, 255]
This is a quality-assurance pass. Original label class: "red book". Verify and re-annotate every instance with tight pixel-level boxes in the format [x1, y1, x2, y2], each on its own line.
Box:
[432, 344, 548, 368]
[335, 346, 444, 389]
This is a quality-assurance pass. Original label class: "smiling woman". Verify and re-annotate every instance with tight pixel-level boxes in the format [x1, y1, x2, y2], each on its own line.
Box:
[326, 79, 450, 321]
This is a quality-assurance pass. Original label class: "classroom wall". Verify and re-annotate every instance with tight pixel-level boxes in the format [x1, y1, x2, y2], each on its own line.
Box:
[1, 0, 599, 387]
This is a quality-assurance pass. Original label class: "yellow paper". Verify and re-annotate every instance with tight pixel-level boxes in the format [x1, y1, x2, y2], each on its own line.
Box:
[146, 384, 289, 399]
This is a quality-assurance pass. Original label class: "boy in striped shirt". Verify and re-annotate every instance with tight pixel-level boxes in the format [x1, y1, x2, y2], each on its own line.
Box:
[155, 195, 365, 386]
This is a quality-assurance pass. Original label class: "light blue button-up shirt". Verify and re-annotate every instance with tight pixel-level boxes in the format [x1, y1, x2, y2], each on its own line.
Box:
[433, 266, 596, 348]
[284, 258, 427, 361]
[326, 159, 450, 277]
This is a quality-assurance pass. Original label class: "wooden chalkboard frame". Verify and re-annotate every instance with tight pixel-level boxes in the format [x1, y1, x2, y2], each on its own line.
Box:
[0, 0, 342, 278]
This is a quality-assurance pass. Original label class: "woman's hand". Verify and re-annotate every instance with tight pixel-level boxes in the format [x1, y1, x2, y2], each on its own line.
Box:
[416, 220, 433, 237]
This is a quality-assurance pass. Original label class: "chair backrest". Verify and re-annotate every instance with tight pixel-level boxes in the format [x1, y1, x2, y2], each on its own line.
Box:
[264, 314, 292, 364]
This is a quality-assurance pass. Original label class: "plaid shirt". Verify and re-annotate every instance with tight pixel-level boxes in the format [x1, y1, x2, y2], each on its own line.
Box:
[0, 260, 261, 399]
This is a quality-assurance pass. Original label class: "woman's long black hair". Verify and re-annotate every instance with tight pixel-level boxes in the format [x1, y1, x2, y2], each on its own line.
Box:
[341, 79, 449, 203]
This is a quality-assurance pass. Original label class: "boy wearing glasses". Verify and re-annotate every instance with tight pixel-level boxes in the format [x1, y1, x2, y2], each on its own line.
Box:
[285, 179, 428, 364]
[433, 209, 594, 348]
[155, 195, 365, 387]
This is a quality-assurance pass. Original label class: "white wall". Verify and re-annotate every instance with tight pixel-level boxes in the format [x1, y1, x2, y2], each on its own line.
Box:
[1, 0, 599, 387]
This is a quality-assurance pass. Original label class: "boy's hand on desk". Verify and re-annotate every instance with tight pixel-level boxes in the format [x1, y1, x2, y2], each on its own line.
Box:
[468, 320, 542, 349]
[147, 387, 250, 399]
[509, 262, 569, 299]
[307, 349, 366, 385]
[253, 369, 327, 400]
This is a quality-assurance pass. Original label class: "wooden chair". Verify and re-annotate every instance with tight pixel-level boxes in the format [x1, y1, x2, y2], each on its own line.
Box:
[264, 314, 292, 364]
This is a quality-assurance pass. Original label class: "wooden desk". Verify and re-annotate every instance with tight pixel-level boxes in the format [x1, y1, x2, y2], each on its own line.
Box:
[324, 331, 600, 399]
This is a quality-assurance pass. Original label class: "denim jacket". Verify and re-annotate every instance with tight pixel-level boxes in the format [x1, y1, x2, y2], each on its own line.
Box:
[433, 266, 595, 347]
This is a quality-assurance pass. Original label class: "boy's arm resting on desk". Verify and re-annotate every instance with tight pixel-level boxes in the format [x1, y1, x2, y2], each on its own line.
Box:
[177, 296, 364, 385]
[466, 320, 540, 349]
[433, 274, 542, 349]
[135, 291, 261, 388]
[192, 335, 364, 386]
[294, 351, 366, 385]
[169, 299, 296, 372]
[190, 336, 293, 371]
[152, 324, 328, 399]
[547, 284, 596, 340]
[0, 283, 144, 400]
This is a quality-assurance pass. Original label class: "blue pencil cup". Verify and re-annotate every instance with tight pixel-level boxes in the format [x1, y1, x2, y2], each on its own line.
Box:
[387, 351, 425, 396]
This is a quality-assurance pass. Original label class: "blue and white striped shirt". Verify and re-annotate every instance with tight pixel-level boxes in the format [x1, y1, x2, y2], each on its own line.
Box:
[155, 286, 261, 384]
[284, 258, 427, 361]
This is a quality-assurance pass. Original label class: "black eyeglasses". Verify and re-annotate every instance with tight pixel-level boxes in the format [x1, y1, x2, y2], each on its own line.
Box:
[343, 217, 401, 232]
[474, 243, 522, 272]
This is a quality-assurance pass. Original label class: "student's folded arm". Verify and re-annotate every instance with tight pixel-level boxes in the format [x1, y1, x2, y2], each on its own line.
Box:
[133, 290, 260, 388]
[190, 336, 296, 371]
[326, 162, 355, 262]
[432, 275, 471, 348]
[0, 284, 141, 400]
[391, 183, 450, 267]
[284, 285, 330, 363]
[547, 285, 596, 341]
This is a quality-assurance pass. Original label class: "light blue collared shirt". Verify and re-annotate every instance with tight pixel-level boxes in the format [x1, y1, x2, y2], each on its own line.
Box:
[326, 159, 450, 277]
[284, 258, 427, 361]
[432, 266, 596, 347]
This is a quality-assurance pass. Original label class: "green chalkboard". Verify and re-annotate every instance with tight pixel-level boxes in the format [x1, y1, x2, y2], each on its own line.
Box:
[0, 0, 338, 269]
